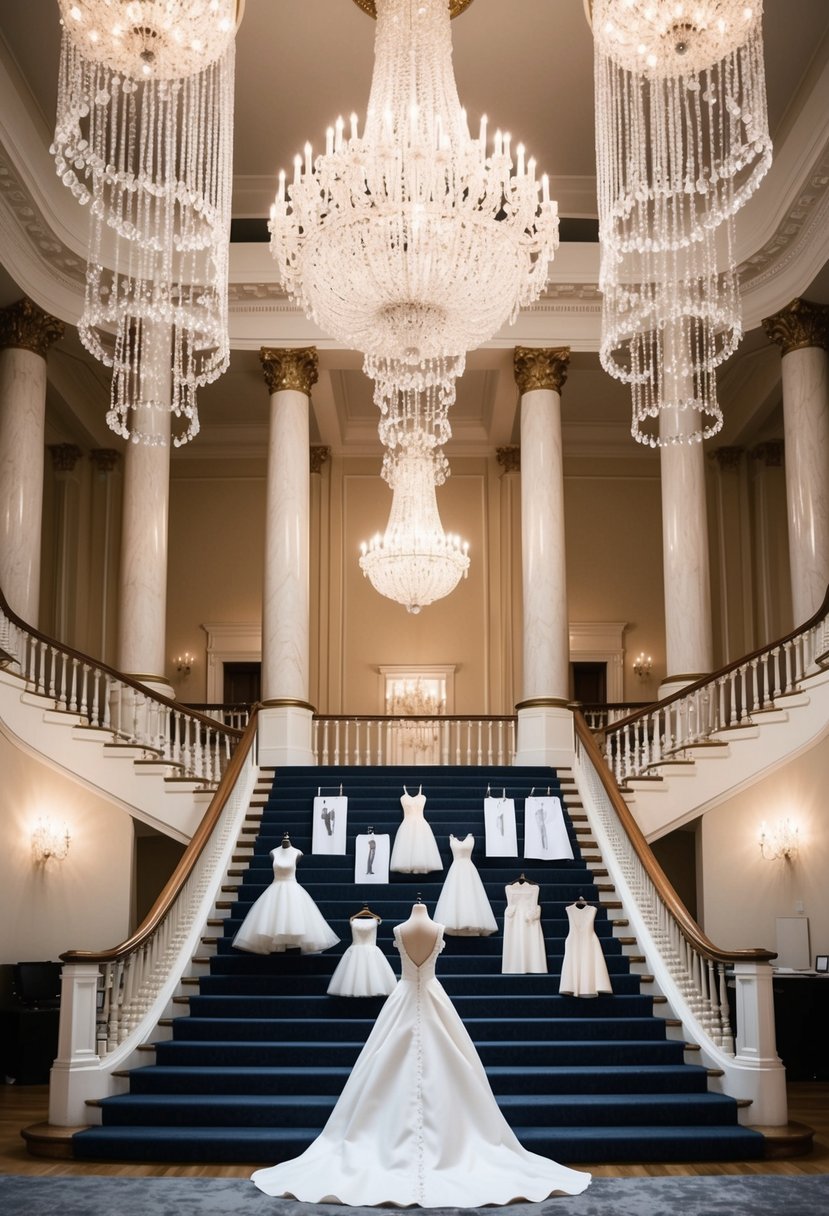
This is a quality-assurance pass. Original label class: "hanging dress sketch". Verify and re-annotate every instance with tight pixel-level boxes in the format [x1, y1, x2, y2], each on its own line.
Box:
[524, 793, 574, 861]
[484, 789, 518, 857]
[354, 831, 390, 884]
[311, 789, 348, 855]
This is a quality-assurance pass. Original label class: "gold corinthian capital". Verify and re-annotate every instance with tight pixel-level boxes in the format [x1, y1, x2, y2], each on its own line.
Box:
[260, 347, 319, 397]
[513, 346, 570, 395]
[0, 298, 64, 358]
[762, 298, 829, 356]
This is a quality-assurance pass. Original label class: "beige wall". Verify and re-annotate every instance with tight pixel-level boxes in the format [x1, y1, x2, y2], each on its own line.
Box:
[0, 731, 134, 964]
[698, 730, 829, 957]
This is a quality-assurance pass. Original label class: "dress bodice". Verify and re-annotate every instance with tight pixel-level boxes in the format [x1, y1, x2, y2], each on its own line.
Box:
[505, 882, 541, 921]
[400, 785, 426, 818]
[566, 903, 597, 935]
[270, 845, 301, 882]
[349, 918, 379, 949]
[393, 924, 445, 983]
[449, 833, 474, 862]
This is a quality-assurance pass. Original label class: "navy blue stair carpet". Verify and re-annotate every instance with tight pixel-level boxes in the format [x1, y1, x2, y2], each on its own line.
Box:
[72, 764, 764, 1165]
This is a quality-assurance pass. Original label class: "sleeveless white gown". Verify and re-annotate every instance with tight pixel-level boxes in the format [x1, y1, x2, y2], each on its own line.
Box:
[434, 834, 498, 935]
[252, 924, 590, 1206]
[559, 902, 613, 997]
[502, 882, 548, 974]
[327, 917, 397, 997]
[232, 845, 339, 955]
[390, 786, 443, 874]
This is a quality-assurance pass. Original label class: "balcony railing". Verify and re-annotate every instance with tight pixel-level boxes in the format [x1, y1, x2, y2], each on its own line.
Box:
[313, 714, 517, 767]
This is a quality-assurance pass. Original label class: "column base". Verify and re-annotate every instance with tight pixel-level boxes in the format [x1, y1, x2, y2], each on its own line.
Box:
[259, 703, 316, 767]
[659, 673, 709, 700]
[513, 701, 574, 768]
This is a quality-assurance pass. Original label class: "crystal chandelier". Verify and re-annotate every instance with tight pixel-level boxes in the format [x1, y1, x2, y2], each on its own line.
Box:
[269, 0, 559, 410]
[359, 445, 470, 614]
[591, 0, 772, 447]
[51, 0, 238, 446]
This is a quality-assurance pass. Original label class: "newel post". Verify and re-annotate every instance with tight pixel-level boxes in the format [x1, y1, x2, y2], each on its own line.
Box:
[48, 963, 104, 1126]
[731, 961, 788, 1125]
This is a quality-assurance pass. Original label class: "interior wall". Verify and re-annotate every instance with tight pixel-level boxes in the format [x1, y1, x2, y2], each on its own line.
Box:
[698, 730, 829, 958]
[0, 731, 134, 964]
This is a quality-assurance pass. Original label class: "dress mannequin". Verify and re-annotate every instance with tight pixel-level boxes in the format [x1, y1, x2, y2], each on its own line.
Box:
[396, 899, 439, 965]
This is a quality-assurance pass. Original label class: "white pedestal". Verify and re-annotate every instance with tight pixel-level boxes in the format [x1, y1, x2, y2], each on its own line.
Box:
[513, 703, 574, 768]
[258, 703, 316, 767]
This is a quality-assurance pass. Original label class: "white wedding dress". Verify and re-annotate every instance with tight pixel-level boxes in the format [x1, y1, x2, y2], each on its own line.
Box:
[502, 881, 548, 974]
[327, 917, 397, 997]
[433, 834, 498, 935]
[559, 902, 613, 997]
[252, 924, 590, 1206]
[390, 785, 443, 874]
[232, 845, 339, 955]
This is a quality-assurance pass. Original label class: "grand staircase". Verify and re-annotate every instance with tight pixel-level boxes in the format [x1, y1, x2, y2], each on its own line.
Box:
[72, 765, 764, 1165]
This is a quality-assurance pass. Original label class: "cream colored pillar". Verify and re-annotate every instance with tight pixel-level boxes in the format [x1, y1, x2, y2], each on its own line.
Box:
[46, 442, 83, 645]
[762, 298, 829, 625]
[512, 346, 573, 766]
[259, 347, 318, 766]
[0, 298, 64, 624]
[116, 323, 173, 696]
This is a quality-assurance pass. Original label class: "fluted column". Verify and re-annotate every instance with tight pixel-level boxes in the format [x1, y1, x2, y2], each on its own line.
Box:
[259, 347, 318, 766]
[762, 298, 829, 624]
[116, 323, 173, 695]
[512, 346, 573, 765]
[0, 298, 64, 624]
[658, 326, 714, 697]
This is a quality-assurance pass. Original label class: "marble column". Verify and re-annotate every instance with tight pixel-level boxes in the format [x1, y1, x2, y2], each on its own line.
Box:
[46, 442, 83, 645]
[258, 347, 318, 766]
[116, 323, 173, 695]
[749, 441, 790, 642]
[0, 298, 64, 624]
[512, 346, 573, 766]
[309, 445, 331, 715]
[762, 298, 829, 624]
[658, 327, 714, 697]
[496, 446, 522, 709]
[708, 446, 753, 665]
[89, 449, 122, 665]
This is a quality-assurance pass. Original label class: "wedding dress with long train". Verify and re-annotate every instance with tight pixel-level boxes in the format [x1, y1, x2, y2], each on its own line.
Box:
[251, 924, 590, 1206]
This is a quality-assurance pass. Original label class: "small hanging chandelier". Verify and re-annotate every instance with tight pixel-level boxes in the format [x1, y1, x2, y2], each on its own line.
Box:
[269, 0, 558, 411]
[591, 0, 772, 447]
[359, 444, 470, 614]
[51, 0, 238, 446]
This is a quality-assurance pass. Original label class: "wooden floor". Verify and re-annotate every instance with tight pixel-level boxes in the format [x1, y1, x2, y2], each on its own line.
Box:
[1, 1082, 827, 1179]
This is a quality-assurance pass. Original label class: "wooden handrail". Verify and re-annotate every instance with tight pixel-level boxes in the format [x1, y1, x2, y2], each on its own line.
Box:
[60, 707, 259, 965]
[603, 580, 829, 737]
[0, 584, 243, 739]
[573, 707, 775, 965]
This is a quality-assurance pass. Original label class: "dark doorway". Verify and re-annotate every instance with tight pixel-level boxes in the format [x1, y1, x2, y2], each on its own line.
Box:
[223, 661, 261, 704]
[571, 661, 607, 705]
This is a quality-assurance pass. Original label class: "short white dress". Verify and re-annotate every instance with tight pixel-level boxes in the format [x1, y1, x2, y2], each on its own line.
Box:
[559, 902, 613, 997]
[232, 845, 339, 955]
[390, 786, 443, 874]
[434, 834, 497, 936]
[327, 918, 397, 997]
[501, 881, 547, 974]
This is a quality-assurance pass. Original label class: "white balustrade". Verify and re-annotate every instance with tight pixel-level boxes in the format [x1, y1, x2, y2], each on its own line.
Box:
[312, 715, 516, 767]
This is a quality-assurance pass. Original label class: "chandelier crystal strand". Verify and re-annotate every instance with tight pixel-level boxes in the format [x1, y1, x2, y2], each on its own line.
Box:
[359, 447, 470, 614]
[269, 0, 558, 407]
[52, 1, 237, 446]
[592, 0, 771, 447]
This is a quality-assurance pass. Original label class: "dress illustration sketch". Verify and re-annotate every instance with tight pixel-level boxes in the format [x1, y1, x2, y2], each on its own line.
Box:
[252, 920, 590, 1205]
[559, 901, 613, 997]
[390, 785, 443, 874]
[232, 843, 339, 955]
[433, 834, 497, 935]
[501, 880, 547, 974]
[327, 916, 397, 997]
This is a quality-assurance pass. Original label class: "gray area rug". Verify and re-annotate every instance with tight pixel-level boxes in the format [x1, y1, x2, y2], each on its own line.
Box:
[1, 1175, 828, 1215]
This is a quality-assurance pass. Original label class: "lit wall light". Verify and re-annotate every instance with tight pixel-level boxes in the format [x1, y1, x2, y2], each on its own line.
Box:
[31, 817, 71, 864]
[176, 652, 194, 675]
[759, 818, 799, 862]
[633, 652, 653, 681]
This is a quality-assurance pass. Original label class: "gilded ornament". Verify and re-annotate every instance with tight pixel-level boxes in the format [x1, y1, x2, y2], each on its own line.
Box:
[48, 443, 83, 473]
[310, 446, 331, 474]
[351, 0, 474, 18]
[0, 298, 64, 358]
[496, 446, 521, 474]
[260, 347, 319, 397]
[513, 347, 570, 395]
[762, 298, 829, 356]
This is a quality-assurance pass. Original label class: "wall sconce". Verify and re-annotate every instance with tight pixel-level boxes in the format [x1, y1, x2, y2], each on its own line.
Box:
[759, 818, 800, 861]
[31, 817, 71, 864]
[633, 652, 653, 681]
[176, 652, 194, 676]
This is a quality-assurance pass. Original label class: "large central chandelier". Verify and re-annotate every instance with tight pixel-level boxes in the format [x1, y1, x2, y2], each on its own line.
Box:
[269, 0, 559, 411]
[52, 0, 238, 446]
[359, 444, 470, 615]
[591, 0, 771, 447]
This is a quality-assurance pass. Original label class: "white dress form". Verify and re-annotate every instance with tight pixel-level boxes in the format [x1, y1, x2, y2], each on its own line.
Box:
[559, 902, 613, 997]
[390, 785, 443, 874]
[327, 917, 397, 997]
[251, 908, 591, 1205]
[502, 881, 548, 974]
[232, 844, 339, 955]
[434, 834, 498, 936]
